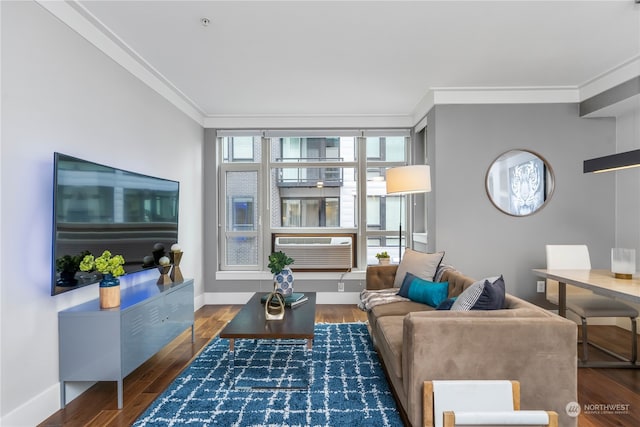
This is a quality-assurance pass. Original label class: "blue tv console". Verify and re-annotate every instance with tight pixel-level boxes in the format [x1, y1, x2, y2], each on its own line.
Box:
[58, 278, 194, 409]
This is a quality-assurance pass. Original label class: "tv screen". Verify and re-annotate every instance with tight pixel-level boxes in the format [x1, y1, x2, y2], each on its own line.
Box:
[51, 153, 179, 296]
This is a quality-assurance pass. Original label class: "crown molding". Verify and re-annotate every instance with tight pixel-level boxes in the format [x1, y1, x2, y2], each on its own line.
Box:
[36, 0, 205, 126]
[579, 55, 640, 101]
[37, 1, 638, 131]
[411, 86, 580, 126]
[203, 114, 414, 129]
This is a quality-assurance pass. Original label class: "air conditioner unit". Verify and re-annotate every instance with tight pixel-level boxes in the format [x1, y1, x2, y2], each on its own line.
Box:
[274, 236, 352, 270]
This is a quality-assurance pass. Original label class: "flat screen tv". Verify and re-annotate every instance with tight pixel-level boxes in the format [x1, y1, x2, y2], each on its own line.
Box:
[51, 153, 179, 296]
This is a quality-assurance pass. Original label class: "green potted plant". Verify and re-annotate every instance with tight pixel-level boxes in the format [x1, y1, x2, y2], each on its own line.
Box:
[55, 251, 90, 286]
[80, 250, 126, 308]
[375, 251, 391, 265]
[268, 251, 295, 296]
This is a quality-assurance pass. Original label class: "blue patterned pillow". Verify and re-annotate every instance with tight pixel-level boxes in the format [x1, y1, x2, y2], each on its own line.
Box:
[406, 277, 449, 308]
[436, 297, 457, 310]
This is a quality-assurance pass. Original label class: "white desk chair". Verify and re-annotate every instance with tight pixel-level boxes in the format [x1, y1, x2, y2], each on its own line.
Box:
[423, 380, 558, 427]
[545, 245, 638, 365]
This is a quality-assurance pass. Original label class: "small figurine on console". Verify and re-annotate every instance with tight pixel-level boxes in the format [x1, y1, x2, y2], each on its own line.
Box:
[157, 256, 172, 285]
[170, 243, 184, 283]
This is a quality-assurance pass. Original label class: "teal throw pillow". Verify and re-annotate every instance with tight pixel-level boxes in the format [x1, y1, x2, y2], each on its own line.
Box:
[397, 272, 417, 298]
[407, 277, 449, 308]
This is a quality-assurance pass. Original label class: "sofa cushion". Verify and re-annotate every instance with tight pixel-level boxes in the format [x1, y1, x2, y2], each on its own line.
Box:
[375, 316, 405, 380]
[393, 249, 445, 288]
[406, 277, 449, 308]
[451, 276, 505, 311]
[370, 300, 435, 321]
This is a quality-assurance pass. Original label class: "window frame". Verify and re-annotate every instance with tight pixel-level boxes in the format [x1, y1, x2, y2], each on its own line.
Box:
[218, 131, 415, 271]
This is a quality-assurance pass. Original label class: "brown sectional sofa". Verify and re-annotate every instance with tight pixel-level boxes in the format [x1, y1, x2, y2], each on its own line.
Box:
[365, 264, 578, 427]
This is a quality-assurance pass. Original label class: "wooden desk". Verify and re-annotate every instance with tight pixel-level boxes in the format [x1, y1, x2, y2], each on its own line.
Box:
[532, 269, 640, 318]
[532, 269, 639, 368]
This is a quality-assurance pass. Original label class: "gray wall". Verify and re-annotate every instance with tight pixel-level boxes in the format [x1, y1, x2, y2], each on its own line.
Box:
[428, 103, 616, 305]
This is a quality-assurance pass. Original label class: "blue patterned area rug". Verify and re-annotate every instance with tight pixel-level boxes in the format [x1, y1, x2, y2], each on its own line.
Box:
[133, 322, 403, 427]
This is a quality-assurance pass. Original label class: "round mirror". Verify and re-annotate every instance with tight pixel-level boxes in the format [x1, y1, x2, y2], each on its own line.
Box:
[485, 149, 554, 216]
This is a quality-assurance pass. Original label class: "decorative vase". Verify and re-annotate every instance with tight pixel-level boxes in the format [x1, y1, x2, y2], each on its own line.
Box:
[264, 291, 285, 320]
[99, 273, 120, 309]
[157, 265, 172, 285]
[274, 267, 294, 296]
[170, 251, 184, 283]
[378, 257, 391, 265]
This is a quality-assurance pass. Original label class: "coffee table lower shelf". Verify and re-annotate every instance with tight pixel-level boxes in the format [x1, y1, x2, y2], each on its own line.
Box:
[227, 338, 313, 389]
[219, 292, 317, 390]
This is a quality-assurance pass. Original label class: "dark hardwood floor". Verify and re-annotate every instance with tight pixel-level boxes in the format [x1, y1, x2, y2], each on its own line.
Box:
[40, 305, 640, 427]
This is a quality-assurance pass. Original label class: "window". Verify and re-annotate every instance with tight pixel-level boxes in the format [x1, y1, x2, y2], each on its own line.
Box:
[218, 131, 413, 271]
[232, 197, 254, 230]
[281, 197, 339, 227]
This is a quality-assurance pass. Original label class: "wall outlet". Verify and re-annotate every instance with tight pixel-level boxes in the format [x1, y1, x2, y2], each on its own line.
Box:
[536, 281, 546, 293]
[338, 282, 345, 292]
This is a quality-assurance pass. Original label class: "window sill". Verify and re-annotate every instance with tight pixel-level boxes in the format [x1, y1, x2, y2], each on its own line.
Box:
[215, 270, 366, 281]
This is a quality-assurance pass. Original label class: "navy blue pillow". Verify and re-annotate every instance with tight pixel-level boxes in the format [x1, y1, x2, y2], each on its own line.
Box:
[472, 275, 506, 310]
[436, 297, 457, 310]
[397, 272, 417, 298]
[407, 277, 449, 308]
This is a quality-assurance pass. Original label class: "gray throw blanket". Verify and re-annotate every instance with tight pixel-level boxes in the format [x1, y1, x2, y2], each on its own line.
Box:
[358, 288, 408, 312]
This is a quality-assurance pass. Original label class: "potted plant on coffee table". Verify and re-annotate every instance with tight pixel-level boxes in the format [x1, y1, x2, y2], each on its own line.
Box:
[268, 251, 295, 296]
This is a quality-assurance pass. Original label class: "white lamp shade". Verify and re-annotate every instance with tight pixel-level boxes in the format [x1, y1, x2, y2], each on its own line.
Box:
[386, 165, 431, 195]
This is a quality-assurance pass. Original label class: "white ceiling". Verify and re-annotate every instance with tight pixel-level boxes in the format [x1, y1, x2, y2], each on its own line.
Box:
[69, 0, 640, 124]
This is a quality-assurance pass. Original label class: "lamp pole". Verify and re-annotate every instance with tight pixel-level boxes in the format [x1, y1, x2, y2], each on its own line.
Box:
[398, 194, 404, 263]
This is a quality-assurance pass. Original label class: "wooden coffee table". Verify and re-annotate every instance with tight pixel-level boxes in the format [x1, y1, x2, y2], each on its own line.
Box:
[219, 291, 316, 389]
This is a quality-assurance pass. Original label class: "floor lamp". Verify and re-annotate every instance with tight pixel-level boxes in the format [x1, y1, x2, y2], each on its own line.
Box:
[385, 165, 431, 263]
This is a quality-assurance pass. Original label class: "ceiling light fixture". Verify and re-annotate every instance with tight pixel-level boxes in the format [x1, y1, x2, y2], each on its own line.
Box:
[583, 149, 640, 173]
[200, 17, 210, 27]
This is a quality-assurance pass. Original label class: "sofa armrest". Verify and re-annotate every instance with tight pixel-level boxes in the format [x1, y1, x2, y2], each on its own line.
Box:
[403, 312, 577, 427]
[366, 264, 399, 290]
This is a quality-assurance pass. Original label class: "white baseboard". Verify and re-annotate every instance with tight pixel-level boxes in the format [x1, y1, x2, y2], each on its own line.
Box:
[1, 383, 62, 427]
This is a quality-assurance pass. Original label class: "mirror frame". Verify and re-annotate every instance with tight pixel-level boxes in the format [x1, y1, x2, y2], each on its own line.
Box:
[485, 149, 555, 217]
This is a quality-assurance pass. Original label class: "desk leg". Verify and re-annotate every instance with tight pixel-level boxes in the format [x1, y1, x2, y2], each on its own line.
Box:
[558, 281, 567, 318]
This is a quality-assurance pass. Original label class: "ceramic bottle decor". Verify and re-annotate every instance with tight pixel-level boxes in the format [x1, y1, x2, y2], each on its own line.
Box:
[274, 267, 294, 296]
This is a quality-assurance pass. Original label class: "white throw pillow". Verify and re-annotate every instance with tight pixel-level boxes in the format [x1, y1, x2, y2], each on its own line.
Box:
[450, 280, 485, 311]
[392, 249, 445, 288]
[450, 275, 503, 311]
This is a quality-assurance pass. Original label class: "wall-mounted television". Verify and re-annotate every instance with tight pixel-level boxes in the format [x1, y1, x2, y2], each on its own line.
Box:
[51, 153, 179, 296]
